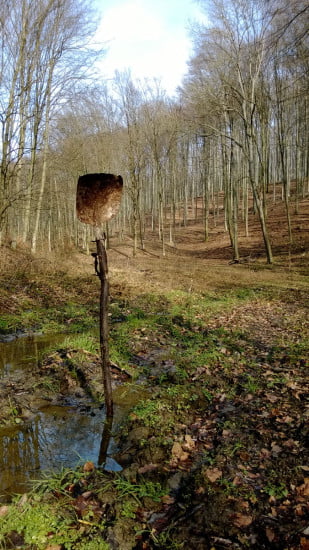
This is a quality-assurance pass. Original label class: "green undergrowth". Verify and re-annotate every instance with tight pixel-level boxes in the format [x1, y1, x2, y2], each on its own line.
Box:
[1, 271, 308, 548]
[0, 269, 98, 335]
[0, 467, 166, 550]
[0, 303, 96, 335]
[0, 498, 104, 550]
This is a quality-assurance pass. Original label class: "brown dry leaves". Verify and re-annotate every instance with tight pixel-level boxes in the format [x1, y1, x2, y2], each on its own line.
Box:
[232, 512, 253, 528]
[170, 435, 196, 467]
[204, 467, 223, 483]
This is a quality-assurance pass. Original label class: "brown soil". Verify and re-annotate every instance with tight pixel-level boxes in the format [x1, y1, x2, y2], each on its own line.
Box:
[106, 195, 308, 300]
[0, 194, 308, 311]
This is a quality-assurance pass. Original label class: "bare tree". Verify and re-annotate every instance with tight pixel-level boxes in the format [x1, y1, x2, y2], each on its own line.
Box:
[0, 0, 102, 246]
[113, 71, 147, 255]
[183, 0, 276, 262]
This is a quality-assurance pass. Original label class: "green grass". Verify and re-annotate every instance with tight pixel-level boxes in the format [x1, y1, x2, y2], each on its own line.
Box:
[0, 314, 25, 334]
[0, 468, 112, 549]
[0, 466, 166, 550]
[61, 333, 98, 354]
[132, 398, 174, 431]
[114, 477, 166, 503]
[0, 304, 96, 335]
[0, 497, 109, 550]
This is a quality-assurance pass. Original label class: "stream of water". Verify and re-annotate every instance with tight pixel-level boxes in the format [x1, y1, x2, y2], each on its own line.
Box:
[0, 334, 135, 500]
[0, 332, 66, 376]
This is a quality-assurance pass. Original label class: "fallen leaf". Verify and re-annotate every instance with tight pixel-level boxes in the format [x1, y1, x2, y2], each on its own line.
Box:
[81, 491, 93, 499]
[271, 443, 282, 456]
[280, 415, 293, 423]
[282, 439, 297, 448]
[171, 442, 183, 459]
[138, 463, 159, 474]
[265, 527, 276, 542]
[239, 500, 250, 511]
[171, 442, 189, 463]
[239, 451, 250, 461]
[260, 448, 271, 459]
[205, 467, 222, 483]
[297, 479, 309, 497]
[232, 513, 253, 528]
[232, 474, 243, 486]
[83, 461, 95, 472]
[161, 495, 175, 505]
[300, 538, 309, 550]
[183, 434, 195, 451]
[180, 451, 190, 461]
[266, 393, 279, 403]
[246, 472, 260, 480]
[295, 504, 304, 516]
[244, 394, 254, 401]
[0, 505, 9, 517]
[287, 382, 298, 390]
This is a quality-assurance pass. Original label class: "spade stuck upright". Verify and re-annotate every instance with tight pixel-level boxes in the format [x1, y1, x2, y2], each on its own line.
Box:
[76, 173, 124, 419]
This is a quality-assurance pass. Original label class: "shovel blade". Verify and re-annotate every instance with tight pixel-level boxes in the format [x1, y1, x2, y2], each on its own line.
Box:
[76, 173, 123, 226]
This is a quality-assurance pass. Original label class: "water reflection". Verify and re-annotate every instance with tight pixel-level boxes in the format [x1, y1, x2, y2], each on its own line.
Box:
[98, 416, 113, 467]
[0, 401, 124, 499]
[0, 334, 145, 501]
[0, 333, 66, 377]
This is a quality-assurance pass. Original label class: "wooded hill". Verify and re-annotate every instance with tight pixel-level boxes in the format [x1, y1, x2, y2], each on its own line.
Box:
[0, 0, 308, 264]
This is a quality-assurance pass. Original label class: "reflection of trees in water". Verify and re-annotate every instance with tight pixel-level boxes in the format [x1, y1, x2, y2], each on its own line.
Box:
[0, 334, 64, 376]
[0, 337, 36, 375]
[0, 417, 40, 493]
[0, 403, 124, 495]
[37, 408, 105, 468]
[0, 335, 131, 496]
[98, 416, 113, 467]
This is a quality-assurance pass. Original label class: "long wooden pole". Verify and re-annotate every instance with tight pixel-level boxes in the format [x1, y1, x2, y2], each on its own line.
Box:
[95, 232, 113, 417]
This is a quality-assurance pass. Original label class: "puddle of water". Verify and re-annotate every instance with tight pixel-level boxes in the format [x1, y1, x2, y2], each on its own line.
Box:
[0, 334, 147, 501]
[0, 398, 126, 499]
[0, 333, 67, 377]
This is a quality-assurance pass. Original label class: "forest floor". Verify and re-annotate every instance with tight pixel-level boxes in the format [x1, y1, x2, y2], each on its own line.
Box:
[0, 194, 308, 550]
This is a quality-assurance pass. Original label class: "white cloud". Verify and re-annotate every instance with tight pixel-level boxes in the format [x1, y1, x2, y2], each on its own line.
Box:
[99, 0, 163, 42]
[95, 0, 206, 95]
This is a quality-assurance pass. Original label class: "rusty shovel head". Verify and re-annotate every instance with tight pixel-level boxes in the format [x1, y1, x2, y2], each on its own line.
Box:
[76, 173, 123, 226]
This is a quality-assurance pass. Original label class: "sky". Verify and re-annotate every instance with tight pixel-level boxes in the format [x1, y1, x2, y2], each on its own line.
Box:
[94, 0, 208, 96]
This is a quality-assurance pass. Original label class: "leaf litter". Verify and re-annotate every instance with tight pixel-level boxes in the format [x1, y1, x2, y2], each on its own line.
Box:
[0, 284, 308, 549]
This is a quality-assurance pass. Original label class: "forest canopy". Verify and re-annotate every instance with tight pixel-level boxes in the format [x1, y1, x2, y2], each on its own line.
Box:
[0, 0, 308, 262]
